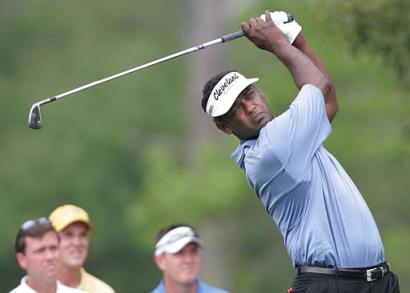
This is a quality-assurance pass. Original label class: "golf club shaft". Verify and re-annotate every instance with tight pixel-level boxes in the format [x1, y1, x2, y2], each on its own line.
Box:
[52, 30, 244, 101]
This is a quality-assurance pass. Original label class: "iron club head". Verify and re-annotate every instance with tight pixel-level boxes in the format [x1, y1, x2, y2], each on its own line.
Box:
[28, 97, 56, 129]
[28, 103, 43, 129]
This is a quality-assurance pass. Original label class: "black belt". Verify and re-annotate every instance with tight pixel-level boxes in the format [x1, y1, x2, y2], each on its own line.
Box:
[297, 262, 390, 282]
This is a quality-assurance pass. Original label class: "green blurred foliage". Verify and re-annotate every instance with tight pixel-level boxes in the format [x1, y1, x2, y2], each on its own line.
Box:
[319, 0, 410, 86]
[0, 1, 187, 291]
[0, 0, 409, 292]
[126, 145, 250, 249]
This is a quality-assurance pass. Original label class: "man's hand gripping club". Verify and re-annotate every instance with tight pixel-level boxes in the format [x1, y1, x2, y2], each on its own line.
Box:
[240, 10, 335, 121]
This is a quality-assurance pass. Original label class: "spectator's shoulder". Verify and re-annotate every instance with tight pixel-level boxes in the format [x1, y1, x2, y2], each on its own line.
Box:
[149, 280, 164, 293]
[59, 283, 87, 293]
[198, 280, 229, 293]
[80, 269, 115, 293]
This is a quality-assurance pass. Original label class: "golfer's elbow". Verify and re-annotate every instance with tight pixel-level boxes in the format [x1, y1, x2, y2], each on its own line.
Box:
[318, 76, 332, 99]
[322, 79, 339, 122]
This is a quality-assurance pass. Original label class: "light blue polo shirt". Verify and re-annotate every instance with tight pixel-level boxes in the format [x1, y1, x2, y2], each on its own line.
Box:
[232, 84, 385, 269]
[150, 279, 229, 293]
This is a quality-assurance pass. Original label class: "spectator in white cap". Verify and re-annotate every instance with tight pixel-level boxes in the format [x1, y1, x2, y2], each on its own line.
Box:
[150, 224, 229, 293]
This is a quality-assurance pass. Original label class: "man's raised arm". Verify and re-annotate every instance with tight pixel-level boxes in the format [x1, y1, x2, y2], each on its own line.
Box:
[241, 11, 337, 121]
[293, 34, 338, 122]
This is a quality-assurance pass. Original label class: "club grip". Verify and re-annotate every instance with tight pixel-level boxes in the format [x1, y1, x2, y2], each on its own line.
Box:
[221, 30, 245, 43]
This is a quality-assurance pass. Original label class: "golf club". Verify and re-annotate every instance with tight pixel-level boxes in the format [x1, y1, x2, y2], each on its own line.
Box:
[28, 30, 245, 129]
[28, 11, 296, 130]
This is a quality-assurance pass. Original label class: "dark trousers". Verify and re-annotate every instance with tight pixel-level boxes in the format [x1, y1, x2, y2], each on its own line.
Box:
[288, 271, 400, 293]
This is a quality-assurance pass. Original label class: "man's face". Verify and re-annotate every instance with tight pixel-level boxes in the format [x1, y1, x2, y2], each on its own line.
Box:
[59, 222, 89, 268]
[217, 86, 274, 140]
[156, 243, 201, 287]
[17, 231, 60, 283]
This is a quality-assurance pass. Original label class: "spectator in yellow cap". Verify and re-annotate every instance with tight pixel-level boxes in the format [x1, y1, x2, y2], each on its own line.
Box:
[49, 204, 115, 293]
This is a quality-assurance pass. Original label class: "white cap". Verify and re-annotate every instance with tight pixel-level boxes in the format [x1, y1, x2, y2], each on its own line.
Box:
[206, 71, 259, 117]
[154, 226, 203, 256]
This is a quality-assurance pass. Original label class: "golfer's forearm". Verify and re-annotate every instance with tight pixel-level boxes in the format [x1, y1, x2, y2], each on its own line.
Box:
[273, 43, 331, 96]
[293, 34, 338, 121]
[293, 35, 333, 83]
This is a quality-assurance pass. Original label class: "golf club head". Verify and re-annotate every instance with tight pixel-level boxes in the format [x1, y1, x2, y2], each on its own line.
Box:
[28, 103, 43, 129]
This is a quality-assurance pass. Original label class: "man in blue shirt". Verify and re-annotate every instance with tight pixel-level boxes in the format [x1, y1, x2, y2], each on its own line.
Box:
[201, 11, 400, 292]
[150, 224, 229, 293]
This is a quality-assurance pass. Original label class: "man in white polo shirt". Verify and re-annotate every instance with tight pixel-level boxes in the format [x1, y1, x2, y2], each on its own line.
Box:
[151, 224, 229, 293]
[10, 217, 85, 293]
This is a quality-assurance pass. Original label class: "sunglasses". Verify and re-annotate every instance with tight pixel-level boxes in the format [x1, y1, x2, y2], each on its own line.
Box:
[20, 217, 50, 232]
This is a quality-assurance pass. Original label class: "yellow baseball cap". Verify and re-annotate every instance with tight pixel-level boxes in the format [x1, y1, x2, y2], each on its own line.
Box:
[49, 204, 93, 232]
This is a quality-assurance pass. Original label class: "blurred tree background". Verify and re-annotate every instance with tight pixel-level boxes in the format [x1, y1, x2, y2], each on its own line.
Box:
[1, 0, 409, 292]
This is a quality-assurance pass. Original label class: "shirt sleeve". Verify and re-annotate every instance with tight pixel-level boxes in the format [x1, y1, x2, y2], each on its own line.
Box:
[260, 84, 331, 181]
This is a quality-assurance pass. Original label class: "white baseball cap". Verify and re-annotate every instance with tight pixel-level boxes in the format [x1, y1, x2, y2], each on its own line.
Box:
[154, 226, 203, 256]
[206, 71, 259, 117]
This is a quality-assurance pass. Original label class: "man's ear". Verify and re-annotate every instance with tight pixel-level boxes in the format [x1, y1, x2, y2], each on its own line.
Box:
[155, 254, 166, 271]
[215, 121, 233, 135]
[16, 252, 27, 270]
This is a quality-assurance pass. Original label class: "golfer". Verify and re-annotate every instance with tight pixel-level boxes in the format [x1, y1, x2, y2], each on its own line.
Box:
[150, 224, 229, 293]
[201, 11, 400, 292]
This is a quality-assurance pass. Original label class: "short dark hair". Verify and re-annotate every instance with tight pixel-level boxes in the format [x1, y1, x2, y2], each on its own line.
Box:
[201, 70, 236, 114]
[155, 223, 198, 245]
[14, 217, 57, 254]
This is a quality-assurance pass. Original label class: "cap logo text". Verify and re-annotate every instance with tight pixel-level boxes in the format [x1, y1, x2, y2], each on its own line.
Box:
[213, 73, 239, 100]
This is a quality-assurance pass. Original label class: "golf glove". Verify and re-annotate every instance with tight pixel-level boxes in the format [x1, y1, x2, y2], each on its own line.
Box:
[260, 11, 302, 44]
